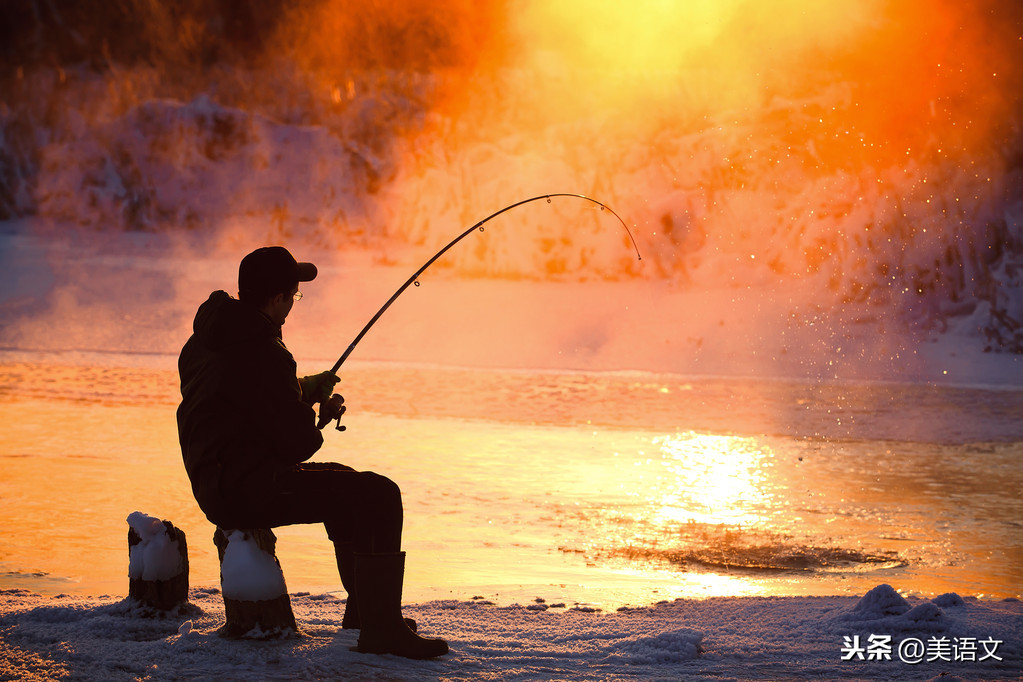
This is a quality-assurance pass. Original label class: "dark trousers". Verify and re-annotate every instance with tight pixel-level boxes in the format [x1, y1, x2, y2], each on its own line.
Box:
[261, 462, 403, 553]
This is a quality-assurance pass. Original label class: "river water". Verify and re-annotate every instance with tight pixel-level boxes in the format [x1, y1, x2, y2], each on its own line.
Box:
[1, 356, 1020, 609]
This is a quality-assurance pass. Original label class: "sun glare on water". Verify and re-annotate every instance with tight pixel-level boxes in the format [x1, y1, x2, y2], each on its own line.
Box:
[652, 433, 773, 527]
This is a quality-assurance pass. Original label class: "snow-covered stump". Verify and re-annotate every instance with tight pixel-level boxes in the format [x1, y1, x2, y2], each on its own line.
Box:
[213, 527, 298, 639]
[126, 512, 189, 612]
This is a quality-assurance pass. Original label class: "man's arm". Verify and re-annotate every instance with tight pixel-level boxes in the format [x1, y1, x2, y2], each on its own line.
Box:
[255, 348, 324, 464]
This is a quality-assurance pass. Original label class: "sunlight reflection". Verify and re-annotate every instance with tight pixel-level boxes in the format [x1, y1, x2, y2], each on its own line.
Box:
[653, 433, 773, 527]
[673, 570, 770, 598]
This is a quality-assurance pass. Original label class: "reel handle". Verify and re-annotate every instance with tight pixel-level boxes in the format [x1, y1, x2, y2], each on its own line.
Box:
[316, 395, 347, 432]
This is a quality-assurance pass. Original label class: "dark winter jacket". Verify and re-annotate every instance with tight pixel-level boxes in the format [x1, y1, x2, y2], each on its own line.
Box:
[177, 290, 322, 528]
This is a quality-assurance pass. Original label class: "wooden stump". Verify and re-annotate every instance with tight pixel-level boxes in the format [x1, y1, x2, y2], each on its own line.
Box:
[126, 512, 189, 612]
[214, 527, 298, 639]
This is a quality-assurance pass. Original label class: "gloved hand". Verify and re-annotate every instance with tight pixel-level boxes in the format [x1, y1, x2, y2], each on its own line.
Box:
[300, 371, 340, 405]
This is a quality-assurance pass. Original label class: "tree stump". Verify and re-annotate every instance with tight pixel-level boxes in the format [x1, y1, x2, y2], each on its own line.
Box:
[126, 512, 189, 612]
[213, 527, 299, 639]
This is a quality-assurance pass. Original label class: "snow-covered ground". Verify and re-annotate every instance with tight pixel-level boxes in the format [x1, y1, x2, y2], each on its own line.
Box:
[1, 584, 1020, 680]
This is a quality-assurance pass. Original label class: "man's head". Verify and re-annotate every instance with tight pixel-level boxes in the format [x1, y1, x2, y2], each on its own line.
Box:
[238, 246, 317, 325]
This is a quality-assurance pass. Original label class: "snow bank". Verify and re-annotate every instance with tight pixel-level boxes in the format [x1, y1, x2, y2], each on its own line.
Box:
[5, 64, 1022, 353]
[125, 512, 182, 582]
[0, 584, 1018, 680]
[33, 94, 378, 239]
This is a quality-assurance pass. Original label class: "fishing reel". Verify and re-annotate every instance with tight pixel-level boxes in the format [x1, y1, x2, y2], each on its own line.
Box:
[316, 394, 347, 432]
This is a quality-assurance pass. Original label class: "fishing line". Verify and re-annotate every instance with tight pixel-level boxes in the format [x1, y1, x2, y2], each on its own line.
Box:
[318, 193, 640, 430]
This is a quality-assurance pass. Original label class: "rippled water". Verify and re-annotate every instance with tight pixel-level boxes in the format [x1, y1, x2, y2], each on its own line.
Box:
[0, 357, 1020, 608]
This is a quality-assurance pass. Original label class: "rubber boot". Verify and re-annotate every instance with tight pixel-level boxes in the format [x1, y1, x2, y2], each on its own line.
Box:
[335, 543, 416, 632]
[354, 552, 448, 659]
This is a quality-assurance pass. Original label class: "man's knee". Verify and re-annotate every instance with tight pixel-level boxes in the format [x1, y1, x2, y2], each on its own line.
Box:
[362, 471, 401, 506]
[324, 471, 402, 542]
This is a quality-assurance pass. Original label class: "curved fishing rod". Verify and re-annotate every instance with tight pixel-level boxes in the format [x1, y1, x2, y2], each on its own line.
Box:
[318, 193, 641, 430]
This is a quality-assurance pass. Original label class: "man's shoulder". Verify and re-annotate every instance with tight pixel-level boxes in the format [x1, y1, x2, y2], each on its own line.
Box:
[189, 291, 278, 350]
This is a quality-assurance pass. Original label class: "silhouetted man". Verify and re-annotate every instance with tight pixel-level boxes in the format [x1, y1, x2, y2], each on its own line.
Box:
[177, 245, 447, 659]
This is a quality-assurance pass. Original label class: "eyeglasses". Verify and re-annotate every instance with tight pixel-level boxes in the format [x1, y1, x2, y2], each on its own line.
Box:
[293, 291, 303, 301]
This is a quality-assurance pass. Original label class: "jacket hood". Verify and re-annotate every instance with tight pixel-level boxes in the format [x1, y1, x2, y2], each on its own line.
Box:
[191, 290, 279, 351]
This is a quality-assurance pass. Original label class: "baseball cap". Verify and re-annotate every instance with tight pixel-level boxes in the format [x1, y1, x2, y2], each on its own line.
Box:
[238, 246, 317, 300]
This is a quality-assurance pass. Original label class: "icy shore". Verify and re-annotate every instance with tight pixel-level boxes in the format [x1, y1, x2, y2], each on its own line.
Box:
[1, 584, 1020, 680]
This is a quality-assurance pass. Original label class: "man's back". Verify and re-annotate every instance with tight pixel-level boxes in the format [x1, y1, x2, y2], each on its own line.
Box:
[177, 289, 321, 528]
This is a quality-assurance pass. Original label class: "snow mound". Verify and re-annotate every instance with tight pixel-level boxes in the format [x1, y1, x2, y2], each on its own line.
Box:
[836, 585, 958, 635]
[933, 592, 966, 608]
[900, 602, 948, 630]
[847, 583, 911, 619]
[600, 629, 702, 664]
[125, 511, 182, 582]
[219, 530, 287, 602]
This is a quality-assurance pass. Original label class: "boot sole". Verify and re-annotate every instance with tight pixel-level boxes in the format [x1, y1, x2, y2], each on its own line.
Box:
[355, 637, 449, 659]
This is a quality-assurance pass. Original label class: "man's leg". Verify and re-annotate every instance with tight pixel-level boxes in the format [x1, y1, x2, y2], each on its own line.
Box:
[268, 463, 403, 553]
[264, 462, 445, 657]
[262, 464, 404, 628]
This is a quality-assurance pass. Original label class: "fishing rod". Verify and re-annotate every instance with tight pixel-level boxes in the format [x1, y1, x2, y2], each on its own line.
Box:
[317, 193, 641, 431]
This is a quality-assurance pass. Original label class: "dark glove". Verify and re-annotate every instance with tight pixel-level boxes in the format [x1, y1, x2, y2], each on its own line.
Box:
[300, 371, 340, 405]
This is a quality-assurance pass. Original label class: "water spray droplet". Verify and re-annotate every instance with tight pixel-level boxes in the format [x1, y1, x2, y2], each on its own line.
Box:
[414, 280, 421, 287]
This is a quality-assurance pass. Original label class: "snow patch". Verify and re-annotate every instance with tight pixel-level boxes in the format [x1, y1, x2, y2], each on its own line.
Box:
[219, 530, 287, 602]
[901, 602, 947, 627]
[933, 592, 966, 608]
[125, 511, 182, 582]
[845, 583, 911, 619]
[600, 629, 702, 664]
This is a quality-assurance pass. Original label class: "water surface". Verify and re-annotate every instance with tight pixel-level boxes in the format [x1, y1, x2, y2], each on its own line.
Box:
[1, 357, 1020, 608]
